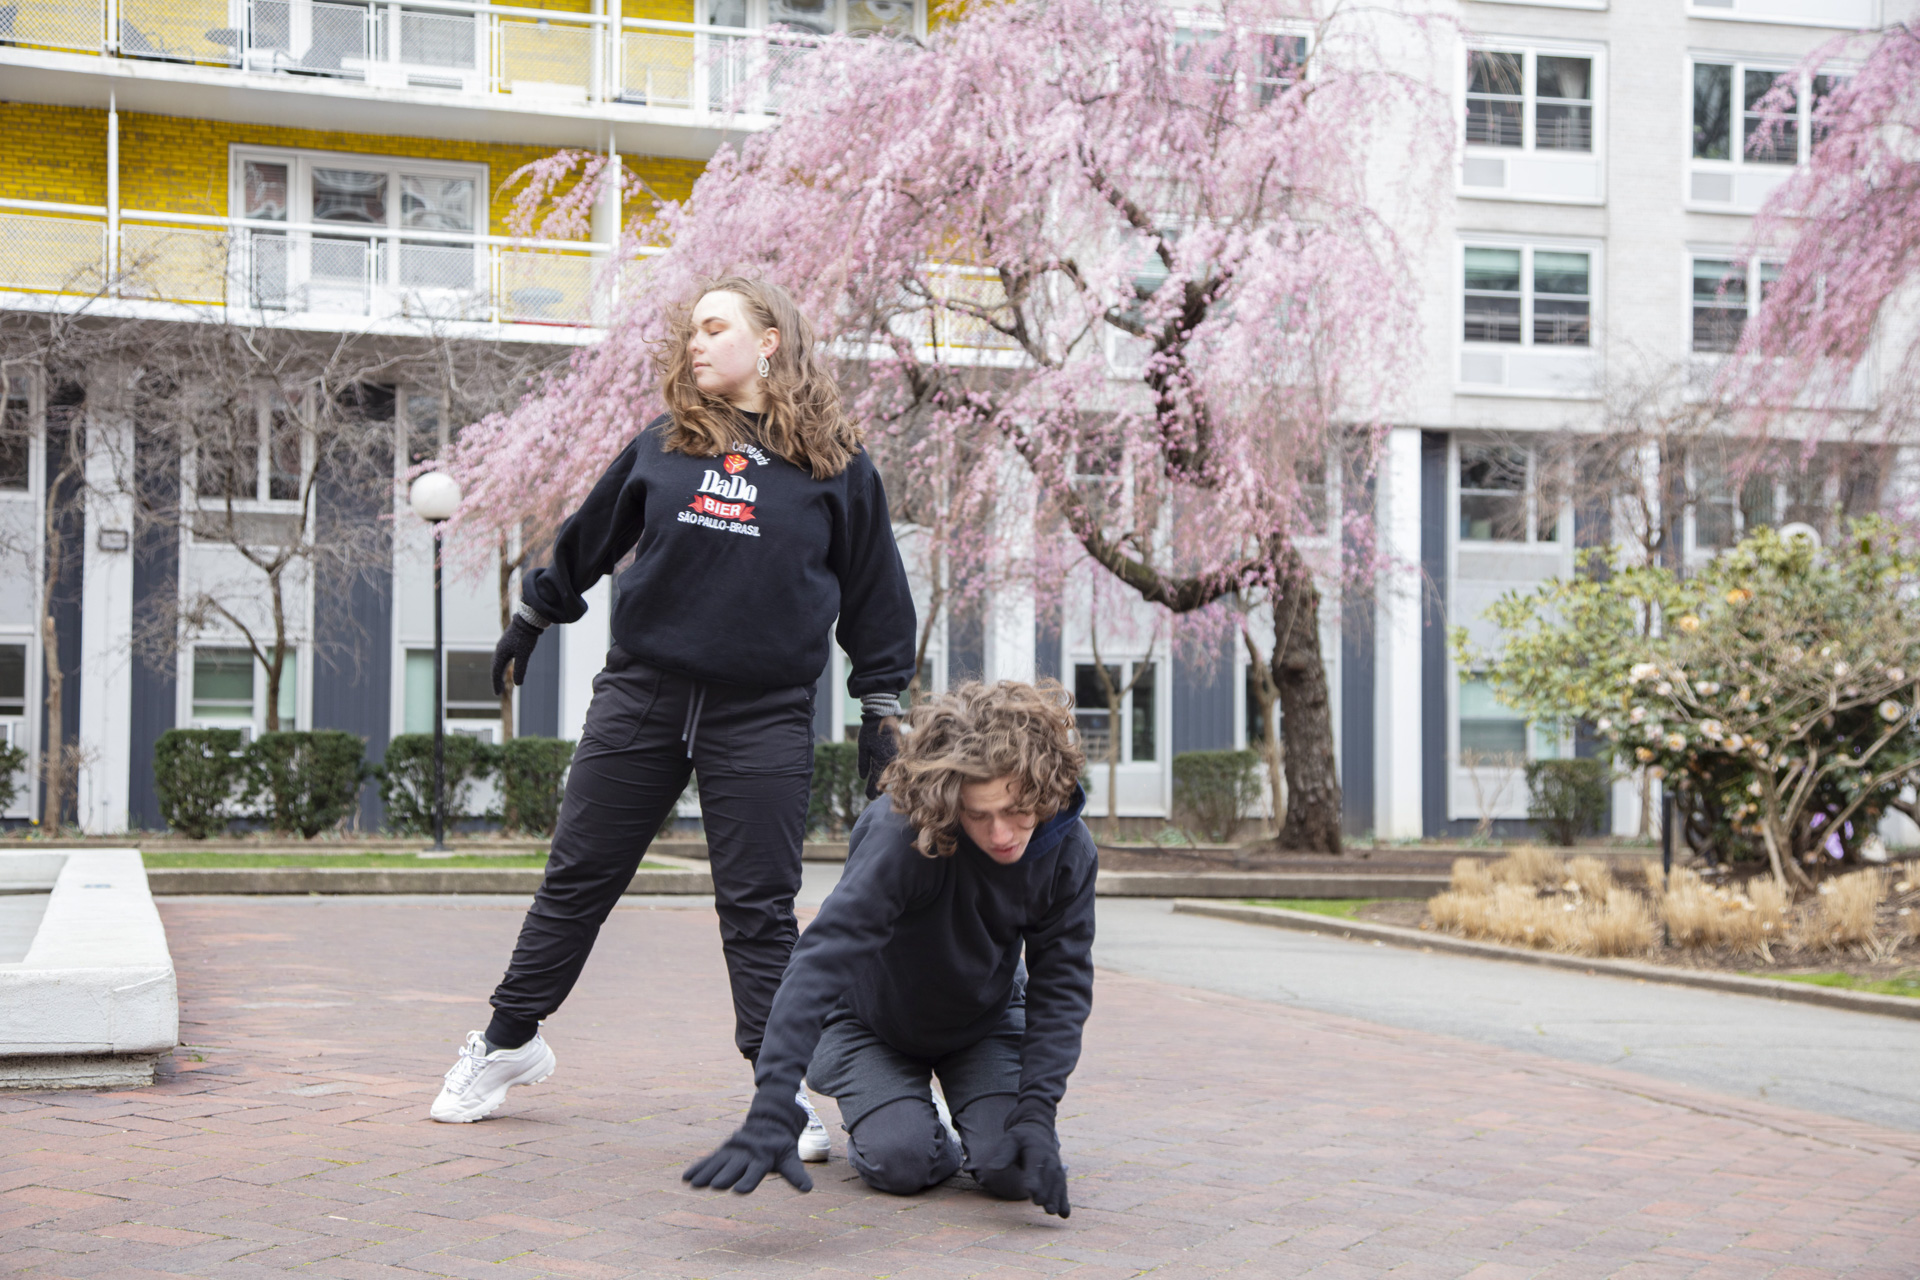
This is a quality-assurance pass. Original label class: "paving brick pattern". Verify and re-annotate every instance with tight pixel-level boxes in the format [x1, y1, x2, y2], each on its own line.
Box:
[1, 897, 1916, 1278]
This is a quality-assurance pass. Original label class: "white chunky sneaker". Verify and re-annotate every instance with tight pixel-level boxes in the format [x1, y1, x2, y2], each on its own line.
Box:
[430, 1031, 556, 1123]
[795, 1086, 831, 1162]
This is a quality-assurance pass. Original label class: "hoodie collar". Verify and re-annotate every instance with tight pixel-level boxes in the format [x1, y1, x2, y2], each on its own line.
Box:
[960, 785, 1086, 867]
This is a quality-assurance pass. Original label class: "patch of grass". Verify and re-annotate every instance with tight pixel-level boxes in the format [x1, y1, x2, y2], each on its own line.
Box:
[1748, 970, 1920, 999]
[142, 851, 682, 871]
[1244, 898, 1379, 920]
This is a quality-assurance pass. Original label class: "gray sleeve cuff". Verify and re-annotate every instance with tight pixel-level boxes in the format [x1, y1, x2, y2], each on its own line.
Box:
[515, 600, 555, 630]
[861, 692, 902, 721]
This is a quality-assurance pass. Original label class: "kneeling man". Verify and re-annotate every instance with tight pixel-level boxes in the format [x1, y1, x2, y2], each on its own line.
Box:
[684, 679, 1093, 1218]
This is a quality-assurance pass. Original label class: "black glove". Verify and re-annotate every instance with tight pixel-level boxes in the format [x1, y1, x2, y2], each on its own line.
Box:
[682, 1091, 813, 1195]
[857, 715, 899, 801]
[978, 1104, 1070, 1218]
[491, 616, 544, 695]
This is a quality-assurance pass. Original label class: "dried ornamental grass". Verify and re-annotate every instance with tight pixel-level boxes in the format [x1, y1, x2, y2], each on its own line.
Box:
[1719, 878, 1792, 957]
[1450, 857, 1495, 896]
[1582, 889, 1658, 957]
[1563, 855, 1614, 900]
[1810, 869, 1886, 950]
[1658, 868, 1724, 946]
[1492, 846, 1563, 889]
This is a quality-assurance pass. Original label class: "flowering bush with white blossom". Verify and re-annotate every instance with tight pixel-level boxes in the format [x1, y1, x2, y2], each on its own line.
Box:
[1461, 521, 1920, 891]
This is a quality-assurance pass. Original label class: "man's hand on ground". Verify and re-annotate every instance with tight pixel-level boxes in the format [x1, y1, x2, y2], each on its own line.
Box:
[857, 715, 900, 800]
[682, 1093, 813, 1195]
[979, 1109, 1070, 1218]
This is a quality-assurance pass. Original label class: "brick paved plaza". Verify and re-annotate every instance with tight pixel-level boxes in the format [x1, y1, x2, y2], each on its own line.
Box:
[2, 896, 1917, 1278]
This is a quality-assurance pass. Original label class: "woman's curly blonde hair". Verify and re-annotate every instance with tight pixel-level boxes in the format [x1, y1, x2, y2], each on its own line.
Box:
[881, 680, 1085, 859]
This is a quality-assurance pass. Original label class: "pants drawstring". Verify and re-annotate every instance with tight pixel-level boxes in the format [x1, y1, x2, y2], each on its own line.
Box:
[681, 682, 707, 759]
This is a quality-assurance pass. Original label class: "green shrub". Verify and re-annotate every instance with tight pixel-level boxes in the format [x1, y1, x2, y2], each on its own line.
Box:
[0, 740, 27, 819]
[153, 729, 249, 838]
[379, 733, 498, 836]
[808, 741, 865, 837]
[496, 736, 575, 835]
[1172, 749, 1262, 844]
[246, 731, 368, 837]
[1526, 758, 1609, 846]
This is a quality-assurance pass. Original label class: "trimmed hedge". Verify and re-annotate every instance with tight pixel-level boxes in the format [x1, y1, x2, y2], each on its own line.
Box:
[378, 734, 498, 837]
[248, 731, 369, 837]
[153, 729, 250, 838]
[1172, 749, 1262, 843]
[809, 741, 866, 837]
[1526, 758, 1610, 846]
[496, 736, 576, 836]
[0, 740, 28, 819]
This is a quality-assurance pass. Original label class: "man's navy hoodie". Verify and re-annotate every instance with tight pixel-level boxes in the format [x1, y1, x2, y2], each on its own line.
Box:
[751, 788, 1098, 1124]
[522, 413, 916, 695]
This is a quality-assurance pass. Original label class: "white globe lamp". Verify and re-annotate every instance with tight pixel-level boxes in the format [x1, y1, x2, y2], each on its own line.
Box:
[409, 471, 462, 523]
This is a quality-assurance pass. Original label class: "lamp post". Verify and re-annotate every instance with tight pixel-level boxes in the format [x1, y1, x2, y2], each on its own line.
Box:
[408, 471, 462, 853]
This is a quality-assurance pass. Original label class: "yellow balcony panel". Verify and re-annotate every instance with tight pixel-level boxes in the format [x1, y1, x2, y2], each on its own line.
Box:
[1, 0, 101, 54]
[501, 248, 597, 325]
[120, 222, 229, 304]
[0, 212, 106, 295]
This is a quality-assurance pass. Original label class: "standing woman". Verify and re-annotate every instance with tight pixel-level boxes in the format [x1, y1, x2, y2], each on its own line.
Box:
[430, 277, 916, 1162]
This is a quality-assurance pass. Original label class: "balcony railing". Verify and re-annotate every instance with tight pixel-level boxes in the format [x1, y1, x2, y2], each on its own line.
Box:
[0, 200, 628, 329]
[1, 0, 820, 116]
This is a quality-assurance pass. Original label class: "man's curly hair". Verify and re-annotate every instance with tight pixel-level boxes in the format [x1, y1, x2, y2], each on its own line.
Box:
[881, 679, 1085, 858]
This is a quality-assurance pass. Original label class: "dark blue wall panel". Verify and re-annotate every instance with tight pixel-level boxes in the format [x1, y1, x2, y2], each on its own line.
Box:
[1172, 630, 1235, 754]
[1421, 431, 1448, 837]
[127, 427, 177, 830]
[518, 625, 561, 739]
[1341, 469, 1377, 837]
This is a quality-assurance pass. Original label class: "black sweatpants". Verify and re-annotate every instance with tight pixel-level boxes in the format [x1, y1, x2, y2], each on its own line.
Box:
[487, 646, 815, 1060]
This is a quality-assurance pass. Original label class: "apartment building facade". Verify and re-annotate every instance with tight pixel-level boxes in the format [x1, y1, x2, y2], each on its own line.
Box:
[0, 0, 1907, 836]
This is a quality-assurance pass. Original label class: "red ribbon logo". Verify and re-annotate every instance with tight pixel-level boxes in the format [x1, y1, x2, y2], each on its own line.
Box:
[690, 494, 755, 521]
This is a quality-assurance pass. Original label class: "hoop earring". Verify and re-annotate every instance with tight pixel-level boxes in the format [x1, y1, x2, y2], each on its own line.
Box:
[756, 355, 771, 378]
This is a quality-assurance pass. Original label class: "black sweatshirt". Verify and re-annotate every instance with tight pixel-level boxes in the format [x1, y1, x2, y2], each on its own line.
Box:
[752, 788, 1098, 1124]
[522, 414, 916, 696]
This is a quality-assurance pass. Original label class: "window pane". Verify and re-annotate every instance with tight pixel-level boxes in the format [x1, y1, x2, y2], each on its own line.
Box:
[1743, 68, 1797, 165]
[313, 168, 388, 224]
[1460, 445, 1525, 492]
[1461, 677, 1526, 761]
[0, 643, 23, 716]
[1459, 677, 1522, 721]
[400, 176, 474, 232]
[405, 649, 435, 734]
[0, 377, 28, 491]
[1533, 251, 1588, 297]
[1130, 662, 1156, 763]
[1691, 259, 1746, 354]
[275, 651, 297, 728]
[268, 404, 301, 501]
[1073, 663, 1119, 761]
[1693, 62, 1732, 160]
[243, 161, 289, 222]
[446, 651, 494, 705]
[1459, 493, 1527, 542]
[1465, 51, 1523, 147]
[1245, 665, 1271, 747]
[1810, 73, 1843, 147]
[707, 0, 747, 24]
[197, 407, 259, 501]
[192, 647, 255, 711]
[846, 0, 913, 36]
[1533, 298, 1588, 346]
[1464, 248, 1521, 293]
[767, 0, 834, 34]
[1256, 32, 1305, 103]
[1535, 57, 1592, 152]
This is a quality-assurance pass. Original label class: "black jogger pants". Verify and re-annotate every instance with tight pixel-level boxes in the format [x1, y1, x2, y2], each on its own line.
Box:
[487, 646, 816, 1060]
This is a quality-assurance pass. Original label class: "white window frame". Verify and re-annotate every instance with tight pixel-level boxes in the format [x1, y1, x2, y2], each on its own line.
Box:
[182, 642, 306, 739]
[1687, 252, 1783, 357]
[1168, 15, 1311, 101]
[1685, 56, 1849, 210]
[227, 145, 489, 316]
[1453, 438, 1568, 547]
[403, 645, 501, 742]
[1072, 658, 1163, 768]
[1458, 40, 1605, 205]
[698, 0, 926, 39]
[1458, 239, 1598, 354]
[2, 371, 47, 817]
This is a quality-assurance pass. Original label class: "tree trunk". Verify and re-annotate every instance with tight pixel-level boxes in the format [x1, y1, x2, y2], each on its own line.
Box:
[40, 606, 65, 834]
[1271, 576, 1342, 853]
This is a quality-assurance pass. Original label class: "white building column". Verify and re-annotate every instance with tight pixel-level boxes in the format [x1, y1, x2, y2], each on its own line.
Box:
[558, 579, 610, 744]
[982, 455, 1036, 685]
[1374, 425, 1424, 840]
[77, 409, 134, 834]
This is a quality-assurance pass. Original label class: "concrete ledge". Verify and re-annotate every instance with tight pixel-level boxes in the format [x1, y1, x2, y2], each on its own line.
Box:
[0, 1053, 166, 1090]
[0, 850, 179, 1076]
[1098, 872, 1449, 899]
[145, 865, 714, 896]
[1172, 900, 1920, 1023]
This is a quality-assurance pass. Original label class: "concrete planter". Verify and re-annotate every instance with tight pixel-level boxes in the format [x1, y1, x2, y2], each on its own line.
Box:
[0, 850, 178, 1088]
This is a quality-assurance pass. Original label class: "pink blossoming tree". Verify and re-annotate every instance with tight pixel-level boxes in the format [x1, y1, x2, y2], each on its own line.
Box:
[448, 0, 1449, 851]
[1734, 22, 1920, 427]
